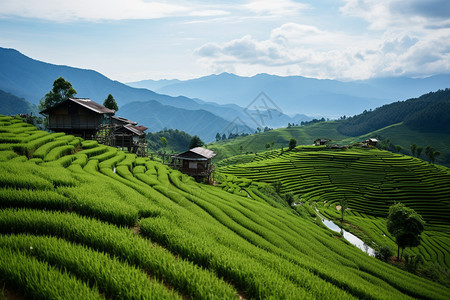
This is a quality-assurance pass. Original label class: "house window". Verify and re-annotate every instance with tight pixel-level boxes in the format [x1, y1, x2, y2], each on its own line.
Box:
[189, 162, 197, 169]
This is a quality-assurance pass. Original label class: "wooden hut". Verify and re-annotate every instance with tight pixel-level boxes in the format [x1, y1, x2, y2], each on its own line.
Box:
[113, 124, 148, 155]
[39, 98, 114, 139]
[171, 147, 216, 181]
[364, 138, 378, 147]
[314, 138, 331, 146]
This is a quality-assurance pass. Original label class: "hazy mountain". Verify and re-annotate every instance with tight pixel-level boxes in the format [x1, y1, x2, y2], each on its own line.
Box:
[144, 72, 450, 118]
[119, 100, 253, 141]
[0, 47, 307, 134]
[0, 89, 38, 116]
[128, 79, 181, 91]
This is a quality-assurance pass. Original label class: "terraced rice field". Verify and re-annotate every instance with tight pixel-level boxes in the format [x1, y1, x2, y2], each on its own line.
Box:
[219, 146, 450, 268]
[1, 115, 449, 299]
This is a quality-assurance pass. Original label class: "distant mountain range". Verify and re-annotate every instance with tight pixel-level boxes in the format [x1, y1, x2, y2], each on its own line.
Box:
[2, 46, 449, 141]
[0, 47, 310, 141]
[128, 73, 450, 118]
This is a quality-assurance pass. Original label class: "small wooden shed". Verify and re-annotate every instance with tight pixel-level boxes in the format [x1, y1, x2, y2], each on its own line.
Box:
[314, 138, 331, 146]
[171, 147, 216, 181]
[113, 124, 148, 154]
[364, 138, 378, 147]
[39, 98, 115, 139]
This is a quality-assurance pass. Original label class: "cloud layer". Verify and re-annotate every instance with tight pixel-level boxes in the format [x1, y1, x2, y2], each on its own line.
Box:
[195, 1, 450, 79]
[0, 0, 230, 21]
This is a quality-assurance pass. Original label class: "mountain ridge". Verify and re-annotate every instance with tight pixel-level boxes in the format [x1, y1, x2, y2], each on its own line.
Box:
[129, 72, 450, 117]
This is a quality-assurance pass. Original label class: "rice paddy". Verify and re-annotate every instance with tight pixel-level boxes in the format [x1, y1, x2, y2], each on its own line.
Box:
[0, 115, 449, 299]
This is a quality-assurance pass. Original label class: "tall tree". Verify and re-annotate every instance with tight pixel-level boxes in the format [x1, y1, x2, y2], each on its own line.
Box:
[103, 94, 118, 112]
[289, 138, 297, 151]
[339, 198, 348, 222]
[39, 77, 77, 111]
[425, 146, 440, 164]
[416, 147, 423, 158]
[215, 132, 221, 142]
[189, 135, 204, 149]
[410, 144, 417, 157]
[386, 203, 425, 260]
[160, 137, 168, 163]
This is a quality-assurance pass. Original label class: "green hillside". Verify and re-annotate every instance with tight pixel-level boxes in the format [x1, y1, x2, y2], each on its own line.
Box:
[218, 146, 450, 270]
[0, 89, 38, 116]
[209, 89, 450, 166]
[209, 121, 450, 166]
[1, 115, 449, 299]
[209, 121, 347, 161]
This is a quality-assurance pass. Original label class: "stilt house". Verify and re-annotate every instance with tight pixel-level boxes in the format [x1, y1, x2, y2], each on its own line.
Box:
[171, 147, 216, 181]
[39, 98, 114, 139]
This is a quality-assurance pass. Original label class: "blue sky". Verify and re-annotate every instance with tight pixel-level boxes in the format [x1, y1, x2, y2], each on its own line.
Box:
[1, 0, 449, 82]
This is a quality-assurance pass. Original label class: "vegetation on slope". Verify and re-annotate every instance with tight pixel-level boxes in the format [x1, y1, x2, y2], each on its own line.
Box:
[1, 115, 449, 299]
[218, 146, 450, 275]
[209, 89, 450, 166]
[337, 89, 450, 136]
[0, 89, 38, 116]
[146, 128, 193, 153]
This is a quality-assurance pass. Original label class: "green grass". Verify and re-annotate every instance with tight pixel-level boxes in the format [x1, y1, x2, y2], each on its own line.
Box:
[0, 115, 449, 299]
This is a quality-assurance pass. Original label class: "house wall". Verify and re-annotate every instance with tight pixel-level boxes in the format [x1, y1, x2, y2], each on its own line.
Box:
[48, 104, 103, 130]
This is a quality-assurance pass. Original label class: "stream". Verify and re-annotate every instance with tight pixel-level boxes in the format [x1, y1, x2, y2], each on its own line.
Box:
[315, 208, 375, 256]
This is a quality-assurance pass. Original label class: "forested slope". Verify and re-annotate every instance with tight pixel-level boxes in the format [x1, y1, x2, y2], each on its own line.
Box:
[337, 89, 450, 136]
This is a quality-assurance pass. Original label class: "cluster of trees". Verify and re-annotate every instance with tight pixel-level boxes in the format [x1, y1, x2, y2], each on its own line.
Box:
[299, 118, 327, 127]
[147, 128, 194, 153]
[38, 77, 118, 113]
[410, 144, 441, 163]
[337, 89, 450, 136]
[376, 138, 441, 164]
[215, 131, 250, 141]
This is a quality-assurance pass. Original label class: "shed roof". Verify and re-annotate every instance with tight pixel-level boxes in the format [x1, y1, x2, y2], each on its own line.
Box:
[112, 116, 138, 125]
[114, 124, 145, 136]
[172, 147, 216, 161]
[40, 98, 115, 115]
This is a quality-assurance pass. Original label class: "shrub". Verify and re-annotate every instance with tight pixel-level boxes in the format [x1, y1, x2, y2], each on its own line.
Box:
[375, 245, 392, 262]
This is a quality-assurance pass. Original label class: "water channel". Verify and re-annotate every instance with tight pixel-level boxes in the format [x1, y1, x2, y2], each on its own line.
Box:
[315, 208, 375, 256]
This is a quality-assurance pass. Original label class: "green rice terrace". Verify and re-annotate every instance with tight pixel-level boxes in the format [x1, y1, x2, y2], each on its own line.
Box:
[218, 146, 450, 269]
[1, 115, 450, 299]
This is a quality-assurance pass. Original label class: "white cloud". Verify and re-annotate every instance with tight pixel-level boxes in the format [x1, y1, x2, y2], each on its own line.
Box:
[0, 0, 229, 22]
[339, 0, 450, 30]
[242, 0, 310, 17]
[195, 20, 450, 79]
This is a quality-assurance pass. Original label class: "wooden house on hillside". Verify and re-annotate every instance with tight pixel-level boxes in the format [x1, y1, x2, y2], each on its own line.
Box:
[363, 138, 378, 147]
[171, 147, 216, 181]
[39, 98, 114, 139]
[113, 124, 148, 156]
[40, 98, 149, 156]
[314, 138, 331, 146]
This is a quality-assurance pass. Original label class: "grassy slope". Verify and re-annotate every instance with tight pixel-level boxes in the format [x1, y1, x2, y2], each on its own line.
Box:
[218, 146, 450, 270]
[209, 121, 450, 166]
[209, 121, 347, 161]
[1, 115, 449, 299]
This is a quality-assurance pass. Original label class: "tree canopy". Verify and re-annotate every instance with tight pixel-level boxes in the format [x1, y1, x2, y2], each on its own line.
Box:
[39, 77, 77, 111]
[103, 94, 118, 112]
[189, 135, 204, 149]
[386, 203, 425, 260]
[289, 138, 297, 150]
